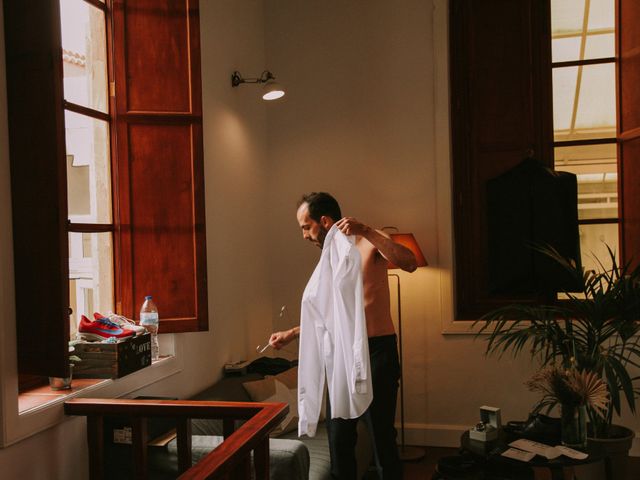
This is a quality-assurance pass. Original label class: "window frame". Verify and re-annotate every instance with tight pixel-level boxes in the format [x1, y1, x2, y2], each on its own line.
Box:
[3, 0, 208, 384]
[550, 7, 619, 247]
[63, 0, 115, 352]
[449, 0, 639, 320]
[449, 0, 554, 319]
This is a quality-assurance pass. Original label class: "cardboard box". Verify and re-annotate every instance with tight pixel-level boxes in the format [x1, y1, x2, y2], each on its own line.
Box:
[73, 334, 152, 379]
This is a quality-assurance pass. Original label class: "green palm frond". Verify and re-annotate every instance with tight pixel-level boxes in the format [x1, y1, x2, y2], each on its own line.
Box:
[477, 243, 640, 437]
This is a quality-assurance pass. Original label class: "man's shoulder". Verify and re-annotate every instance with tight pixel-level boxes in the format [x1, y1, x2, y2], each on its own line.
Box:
[355, 235, 384, 263]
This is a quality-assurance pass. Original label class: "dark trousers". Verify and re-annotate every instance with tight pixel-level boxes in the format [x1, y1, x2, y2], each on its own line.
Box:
[327, 334, 403, 479]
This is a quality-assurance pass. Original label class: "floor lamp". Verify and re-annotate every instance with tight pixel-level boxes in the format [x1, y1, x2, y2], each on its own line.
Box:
[386, 231, 428, 462]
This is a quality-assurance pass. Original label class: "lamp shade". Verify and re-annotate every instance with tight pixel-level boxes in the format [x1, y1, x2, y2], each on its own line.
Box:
[387, 233, 427, 270]
[262, 81, 285, 100]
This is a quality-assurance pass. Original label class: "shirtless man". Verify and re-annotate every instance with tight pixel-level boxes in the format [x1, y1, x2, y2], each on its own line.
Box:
[269, 192, 420, 480]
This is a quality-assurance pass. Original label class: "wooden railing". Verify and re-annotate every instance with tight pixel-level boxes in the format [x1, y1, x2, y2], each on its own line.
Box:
[64, 398, 289, 480]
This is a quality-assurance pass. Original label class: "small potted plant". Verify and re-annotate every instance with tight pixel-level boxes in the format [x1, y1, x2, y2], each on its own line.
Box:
[49, 341, 82, 390]
[525, 365, 608, 449]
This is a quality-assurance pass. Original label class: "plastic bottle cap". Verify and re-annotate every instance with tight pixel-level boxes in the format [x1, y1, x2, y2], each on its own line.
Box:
[145, 295, 152, 300]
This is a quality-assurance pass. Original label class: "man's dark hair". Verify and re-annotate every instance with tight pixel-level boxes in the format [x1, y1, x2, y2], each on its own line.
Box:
[298, 192, 342, 222]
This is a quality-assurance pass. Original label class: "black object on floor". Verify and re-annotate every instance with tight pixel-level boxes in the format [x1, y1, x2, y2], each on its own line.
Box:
[247, 356, 298, 375]
[504, 413, 562, 444]
[432, 454, 483, 479]
[432, 453, 535, 480]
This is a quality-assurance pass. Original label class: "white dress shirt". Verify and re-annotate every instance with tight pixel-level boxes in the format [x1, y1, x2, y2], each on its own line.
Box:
[298, 224, 373, 437]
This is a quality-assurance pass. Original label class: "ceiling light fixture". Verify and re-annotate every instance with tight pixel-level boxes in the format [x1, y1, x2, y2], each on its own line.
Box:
[231, 70, 285, 101]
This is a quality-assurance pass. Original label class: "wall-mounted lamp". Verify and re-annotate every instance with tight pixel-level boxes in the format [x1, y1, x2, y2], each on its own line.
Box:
[231, 70, 285, 101]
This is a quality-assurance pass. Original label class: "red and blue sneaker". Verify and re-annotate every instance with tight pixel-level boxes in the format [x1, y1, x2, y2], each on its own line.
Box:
[78, 314, 135, 341]
[93, 312, 147, 336]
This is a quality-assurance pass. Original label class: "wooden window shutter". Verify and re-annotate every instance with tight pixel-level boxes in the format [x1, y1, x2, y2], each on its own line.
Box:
[111, 0, 208, 333]
[449, 0, 553, 318]
[4, 1, 70, 377]
[618, 0, 640, 266]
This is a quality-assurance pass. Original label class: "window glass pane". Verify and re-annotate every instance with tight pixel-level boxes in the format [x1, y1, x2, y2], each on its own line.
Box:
[60, 0, 108, 113]
[575, 63, 616, 136]
[555, 144, 617, 220]
[65, 110, 112, 223]
[552, 66, 578, 135]
[575, 173, 617, 220]
[552, 36, 581, 63]
[558, 222, 618, 300]
[551, 0, 585, 34]
[578, 223, 619, 272]
[553, 64, 615, 141]
[587, 0, 614, 32]
[553, 33, 614, 63]
[551, 0, 614, 62]
[69, 232, 114, 338]
[584, 33, 615, 59]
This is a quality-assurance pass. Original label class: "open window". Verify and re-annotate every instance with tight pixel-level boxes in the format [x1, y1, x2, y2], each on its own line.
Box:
[3, 0, 208, 383]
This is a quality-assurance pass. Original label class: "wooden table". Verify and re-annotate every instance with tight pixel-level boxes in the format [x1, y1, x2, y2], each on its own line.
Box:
[460, 430, 608, 480]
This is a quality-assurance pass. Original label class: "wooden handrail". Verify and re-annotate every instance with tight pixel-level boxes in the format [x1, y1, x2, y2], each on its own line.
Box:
[65, 398, 289, 480]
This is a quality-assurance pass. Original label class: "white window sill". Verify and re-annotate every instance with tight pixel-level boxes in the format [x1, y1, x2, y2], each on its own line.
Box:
[2, 337, 183, 448]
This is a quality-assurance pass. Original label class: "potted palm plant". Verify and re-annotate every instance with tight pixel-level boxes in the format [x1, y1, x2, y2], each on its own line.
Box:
[476, 245, 639, 474]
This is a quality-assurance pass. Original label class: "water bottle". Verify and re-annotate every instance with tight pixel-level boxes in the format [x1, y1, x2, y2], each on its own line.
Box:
[140, 295, 159, 361]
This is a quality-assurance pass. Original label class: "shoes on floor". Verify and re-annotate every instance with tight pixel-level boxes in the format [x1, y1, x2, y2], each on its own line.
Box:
[94, 312, 147, 336]
[433, 454, 483, 479]
[78, 314, 135, 341]
[504, 413, 561, 443]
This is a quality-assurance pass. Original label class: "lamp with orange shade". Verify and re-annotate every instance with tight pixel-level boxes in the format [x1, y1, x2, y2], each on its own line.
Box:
[387, 233, 428, 270]
[385, 228, 428, 461]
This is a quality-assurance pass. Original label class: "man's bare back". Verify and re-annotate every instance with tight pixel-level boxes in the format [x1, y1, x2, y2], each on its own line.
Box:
[356, 235, 396, 337]
[268, 203, 422, 348]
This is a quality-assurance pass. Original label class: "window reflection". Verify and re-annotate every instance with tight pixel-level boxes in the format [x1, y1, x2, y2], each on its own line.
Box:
[68, 232, 114, 338]
[64, 111, 112, 224]
[60, 0, 108, 113]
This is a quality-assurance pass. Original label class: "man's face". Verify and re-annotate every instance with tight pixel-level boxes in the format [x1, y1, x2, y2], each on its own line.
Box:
[297, 203, 330, 249]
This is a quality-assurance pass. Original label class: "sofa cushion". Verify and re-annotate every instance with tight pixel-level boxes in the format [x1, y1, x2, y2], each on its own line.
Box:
[150, 435, 310, 480]
[280, 425, 331, 480]
[242, 367, 298, 436]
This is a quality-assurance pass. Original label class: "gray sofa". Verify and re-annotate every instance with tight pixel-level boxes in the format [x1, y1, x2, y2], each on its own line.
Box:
[150, 371, 372, 480]
[191, 372, 330, 480]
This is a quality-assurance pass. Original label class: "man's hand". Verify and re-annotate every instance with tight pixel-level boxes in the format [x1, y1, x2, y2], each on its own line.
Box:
[335, 217, 372, 237]
[269, 326, 300, 349]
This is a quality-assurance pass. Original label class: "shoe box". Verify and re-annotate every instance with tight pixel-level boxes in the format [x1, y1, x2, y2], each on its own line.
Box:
[72, 333, 152, 379]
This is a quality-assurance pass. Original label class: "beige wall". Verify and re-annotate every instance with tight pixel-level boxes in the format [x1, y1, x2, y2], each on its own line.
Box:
[260, 0, 540, 446]
[0, 0, 638, 476]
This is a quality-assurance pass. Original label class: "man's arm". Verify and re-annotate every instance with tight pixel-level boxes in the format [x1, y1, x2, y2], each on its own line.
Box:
[335, 217, 422, 272]
[269, 326, 300, 349]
